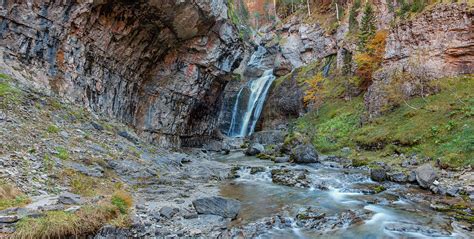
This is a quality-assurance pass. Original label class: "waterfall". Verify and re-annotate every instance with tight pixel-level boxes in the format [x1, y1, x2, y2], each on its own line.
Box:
[228, 69, 276, 137]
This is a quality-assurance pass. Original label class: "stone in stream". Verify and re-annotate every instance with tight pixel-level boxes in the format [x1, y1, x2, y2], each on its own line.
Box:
[415, 164, 437, 188]
[245, 143, 265, 156]
[274, 156, 289, 163]
[192, 196, 241, 219]
[387, 172, 408, 183]
[290, 144, 319, 164]
[370, 168, 386, 182]
[271, 168, 311, 188]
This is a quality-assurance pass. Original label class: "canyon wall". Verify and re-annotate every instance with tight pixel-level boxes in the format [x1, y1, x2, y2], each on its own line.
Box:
[0, 0, 243, 147]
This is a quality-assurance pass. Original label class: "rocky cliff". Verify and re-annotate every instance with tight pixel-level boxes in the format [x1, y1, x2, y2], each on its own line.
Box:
[0, 0, 243, 147]
[365, 3, 474, 119]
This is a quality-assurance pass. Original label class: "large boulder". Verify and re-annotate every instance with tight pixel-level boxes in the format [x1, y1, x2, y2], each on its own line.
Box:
[290, 144, 319, 164]
[370, 168, 387, 182]
[192, 196, 241, 219]
[249, 130, 286, 145]
[245, 143, 265, 156]
[415, 164, 437, 188]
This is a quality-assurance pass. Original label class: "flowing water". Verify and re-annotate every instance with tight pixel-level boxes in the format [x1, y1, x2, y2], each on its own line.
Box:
[216, 152, 470, 238]
[228, 47, 276, 137]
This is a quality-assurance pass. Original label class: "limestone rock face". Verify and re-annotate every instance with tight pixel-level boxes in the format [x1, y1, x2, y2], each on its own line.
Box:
[0, 0, 243, 147]
[365, 4, 473, 119]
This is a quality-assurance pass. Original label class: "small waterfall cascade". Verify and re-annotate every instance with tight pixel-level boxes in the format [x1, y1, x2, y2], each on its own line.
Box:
[228, 47, 276, 137]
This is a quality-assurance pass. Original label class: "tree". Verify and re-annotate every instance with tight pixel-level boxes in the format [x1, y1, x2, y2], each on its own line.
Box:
[358, 3, 376, 51]
[354, 30, 388, 90]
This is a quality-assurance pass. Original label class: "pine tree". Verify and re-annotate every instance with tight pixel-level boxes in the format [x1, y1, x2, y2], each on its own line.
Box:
[358, 3, 376, 51]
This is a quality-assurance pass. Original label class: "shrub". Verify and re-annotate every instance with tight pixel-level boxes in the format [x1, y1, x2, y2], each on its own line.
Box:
[303, 72, 326, 108]
[111, 190, 133, 214]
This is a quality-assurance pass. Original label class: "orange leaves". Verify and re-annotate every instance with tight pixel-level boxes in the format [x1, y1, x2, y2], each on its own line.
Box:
[354, 30, 388, 90]
[304, 72, 326, 107]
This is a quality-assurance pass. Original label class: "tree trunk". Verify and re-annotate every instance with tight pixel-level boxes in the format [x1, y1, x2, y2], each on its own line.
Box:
[307, 0, 311, 16]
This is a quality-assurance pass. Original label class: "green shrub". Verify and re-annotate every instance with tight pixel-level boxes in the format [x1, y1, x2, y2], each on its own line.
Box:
[55, 147, 69, 160]
[47, 124, 60, 134]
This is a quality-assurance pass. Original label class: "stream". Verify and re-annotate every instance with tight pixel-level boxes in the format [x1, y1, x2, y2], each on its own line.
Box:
[215, 151, 470, 238]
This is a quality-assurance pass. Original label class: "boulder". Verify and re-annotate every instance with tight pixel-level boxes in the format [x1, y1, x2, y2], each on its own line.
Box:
[58, 192, 83, 205]
[245, 143, 265, 156]
[159, 206, 179, 219]
[387, 172, 408, 183]
[192, 196, 241, 219]
[370, 168, 387, 182]
[290, 144, 319, 164]
[249, 130, 286, 145]
[415, 164, 437, 188]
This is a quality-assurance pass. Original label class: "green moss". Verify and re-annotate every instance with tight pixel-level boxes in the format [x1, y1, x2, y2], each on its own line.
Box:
[0, 80, 22, 108]
[256, 153, 275, 161]
[373, 185, 386, 194]
[352, 158, 369, 167]
[47, 124, 60, 134]
[55, 147, 69, 160]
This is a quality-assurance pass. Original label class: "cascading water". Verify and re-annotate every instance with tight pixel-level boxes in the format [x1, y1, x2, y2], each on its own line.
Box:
[228, 46, 276, 137]
[228, 70, 276, 137]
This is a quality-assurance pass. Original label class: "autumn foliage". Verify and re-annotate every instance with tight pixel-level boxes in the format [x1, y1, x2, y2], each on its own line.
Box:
[304, 72, 326, 107]
[354, 30, 388, 90]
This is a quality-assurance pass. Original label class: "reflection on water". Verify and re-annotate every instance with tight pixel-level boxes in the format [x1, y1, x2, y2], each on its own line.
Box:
[218, 152, 466, 238]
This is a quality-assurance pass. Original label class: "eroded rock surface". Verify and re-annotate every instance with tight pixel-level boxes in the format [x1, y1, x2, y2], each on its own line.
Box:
[0, 0, 243, 147]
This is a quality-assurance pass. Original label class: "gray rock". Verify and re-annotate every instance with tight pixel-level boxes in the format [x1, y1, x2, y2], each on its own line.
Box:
[370, 168, 386, 182]
[192, 196, 241, 219]
[249, 130, 286, 145]
[58, 192, 83, 205]
[65, 161, 104, 177]
[274, 156, 289, 163]
[64, 206, 81, 213]
[290, 144, 319, 164]
[408, 171, 417, 183]
[245, 143, 265, 156]
[159, 207, 179, 219]
[118, 131, 139, 144]
[91, 122, 104, 131]
[0, 215, 19, 223]
[415, 164, 437, 188]
[387, 172, 408, 183]
[271, 168, 311, 188]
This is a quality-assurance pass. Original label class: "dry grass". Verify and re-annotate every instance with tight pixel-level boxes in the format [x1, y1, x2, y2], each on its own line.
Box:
[0, 181, 30, 210]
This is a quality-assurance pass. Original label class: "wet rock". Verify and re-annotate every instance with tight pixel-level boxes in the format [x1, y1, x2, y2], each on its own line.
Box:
[274, 156, 289, 163]
[415, 164, 437, 188]
[192, 196, 241, 219]
[250, 167, 266, 174]
[296, 207, 326, 221]
[245, 143, 265, 156]
[271, 168, 311, 188]
[249, 130, 286, 145]
[384, 223, 451, 237]
[160, 207, 179, 219]
[408, 171, 417, 183]
[290, 144, 319, 164]
[370, 168, 386, 182]
[58, 192, 83, 205]
[387, 172, 408, 183]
